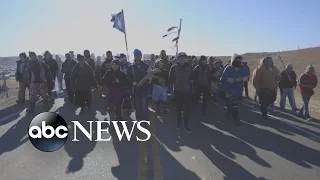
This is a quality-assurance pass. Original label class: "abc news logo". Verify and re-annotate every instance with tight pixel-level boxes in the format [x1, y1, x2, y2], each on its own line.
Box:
[28, 112, 151, 152]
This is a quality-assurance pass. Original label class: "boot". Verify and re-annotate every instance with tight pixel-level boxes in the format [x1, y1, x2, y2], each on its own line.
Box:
[16, 99, 25, 104]
[155, 101, 160, 113]
[110, 111, 116, 120]
[225, 105, 232, 121]
[162, 102, 168, 114]
[43, 100, 49, 112]
[231, 107, 241, 126]
[201, 108, 206, 116]
[27, 102, 35, 114]
[123, 109, 130, 120]
[80, 106, 85, 114]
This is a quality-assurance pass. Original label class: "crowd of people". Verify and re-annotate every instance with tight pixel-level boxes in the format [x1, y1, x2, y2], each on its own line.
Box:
[14, 49, 318, 133]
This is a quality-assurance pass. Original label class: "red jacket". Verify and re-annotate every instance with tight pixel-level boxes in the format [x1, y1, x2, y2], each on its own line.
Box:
[298, 73, 318, 96]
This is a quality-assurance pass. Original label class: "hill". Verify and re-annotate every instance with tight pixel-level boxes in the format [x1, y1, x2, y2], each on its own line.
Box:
[0, 56, 19, 65]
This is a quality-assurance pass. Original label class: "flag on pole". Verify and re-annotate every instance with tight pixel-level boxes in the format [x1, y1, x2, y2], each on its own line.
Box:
[111, 10, 126, 34]
[111, 9, 130, 61]
[167, 26, 178, 32]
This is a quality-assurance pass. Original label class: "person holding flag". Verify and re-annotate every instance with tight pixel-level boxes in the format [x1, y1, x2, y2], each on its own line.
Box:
[279, 64, 298, 112]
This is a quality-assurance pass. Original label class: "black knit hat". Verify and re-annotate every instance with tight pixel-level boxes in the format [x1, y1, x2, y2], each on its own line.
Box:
[77, 54, 84, 59]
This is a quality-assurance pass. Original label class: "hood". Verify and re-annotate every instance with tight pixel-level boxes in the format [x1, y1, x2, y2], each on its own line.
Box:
[259, 56, 273, 68]
[230, 53, 242, 64]
[229, 53, 241, 65]
[305, 64, 315, 74]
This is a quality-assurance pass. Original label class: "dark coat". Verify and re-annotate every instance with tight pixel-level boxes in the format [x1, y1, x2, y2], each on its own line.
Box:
[61, 59, 77, 80]
[70, 63, 97, 92]
[101, 69, 128, 89]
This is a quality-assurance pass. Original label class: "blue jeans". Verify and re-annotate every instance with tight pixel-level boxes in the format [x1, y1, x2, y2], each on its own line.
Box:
[299, 94, 311, 118]
[133, 89, 148, 120]
[152, 84, 168, 102]
[280, 88, 297, 111]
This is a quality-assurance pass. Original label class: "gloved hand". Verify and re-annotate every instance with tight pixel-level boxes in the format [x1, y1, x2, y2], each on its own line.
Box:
[226, 78, 235, 83]
[242, 77, 249, 82]
[235, 77, 242, 83]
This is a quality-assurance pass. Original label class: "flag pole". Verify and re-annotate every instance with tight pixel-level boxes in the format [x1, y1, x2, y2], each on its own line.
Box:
[122, 9, 130, 61]
[176, 18, 182, 56]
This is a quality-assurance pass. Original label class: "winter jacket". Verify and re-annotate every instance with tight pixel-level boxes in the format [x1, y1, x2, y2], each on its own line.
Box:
[220, 54, 250, 98]
[43, 58, 58, 79]
[252, 57, 280, 92]
[85, 58, 95, 71]
[193, 64, 211, 86]
[279, 70, 297, 89]
[28, 60, 53, 84]
[61, 59, 77, 80]
[169, 62, 193, 92]
[152, 69, 169, 86]
[298, 73, 318, 96]
[70, 63, 97, 92]
[101, 69, 128, 89]
[94, 61, 102, 83]
[15, 60, 30, 83]
[101, 59, 112, 78]
[127, 61, 152, 93]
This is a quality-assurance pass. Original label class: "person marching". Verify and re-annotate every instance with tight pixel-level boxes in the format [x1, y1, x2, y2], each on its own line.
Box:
[151, 58, 169, 114]
[220, 54, 250, 125]
[84, 50, 95, 71]
[101, 59, 128, 120]
[242, 61, 250, 98]
[55, 55, 63, 92]
[210, 59, 223, 103]
[43, 51, 58, 102]
[297, 65, 318, 120]
[61, 53, 77, 103]
[15, 52, 30, 104]
[252, 56, 281, 120]
[169, 52, 193, 133]
[70, 54, 98, 113]
[127, 49, 152, 121]
[279, 64, 299, 112]
[119, 54, 132, 120]
[101, 51, 113, 97]
[26, 52, 54, 114]
[94, 56, 103, 84]
[192, 55, 211, 115]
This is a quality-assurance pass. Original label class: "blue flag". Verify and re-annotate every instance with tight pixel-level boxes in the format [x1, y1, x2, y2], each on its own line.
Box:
[111, 10, 126, 34]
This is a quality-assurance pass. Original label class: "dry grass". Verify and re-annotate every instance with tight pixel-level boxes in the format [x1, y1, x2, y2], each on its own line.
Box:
[0, 80, 28, 110]
[4, 80, 19, 88]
